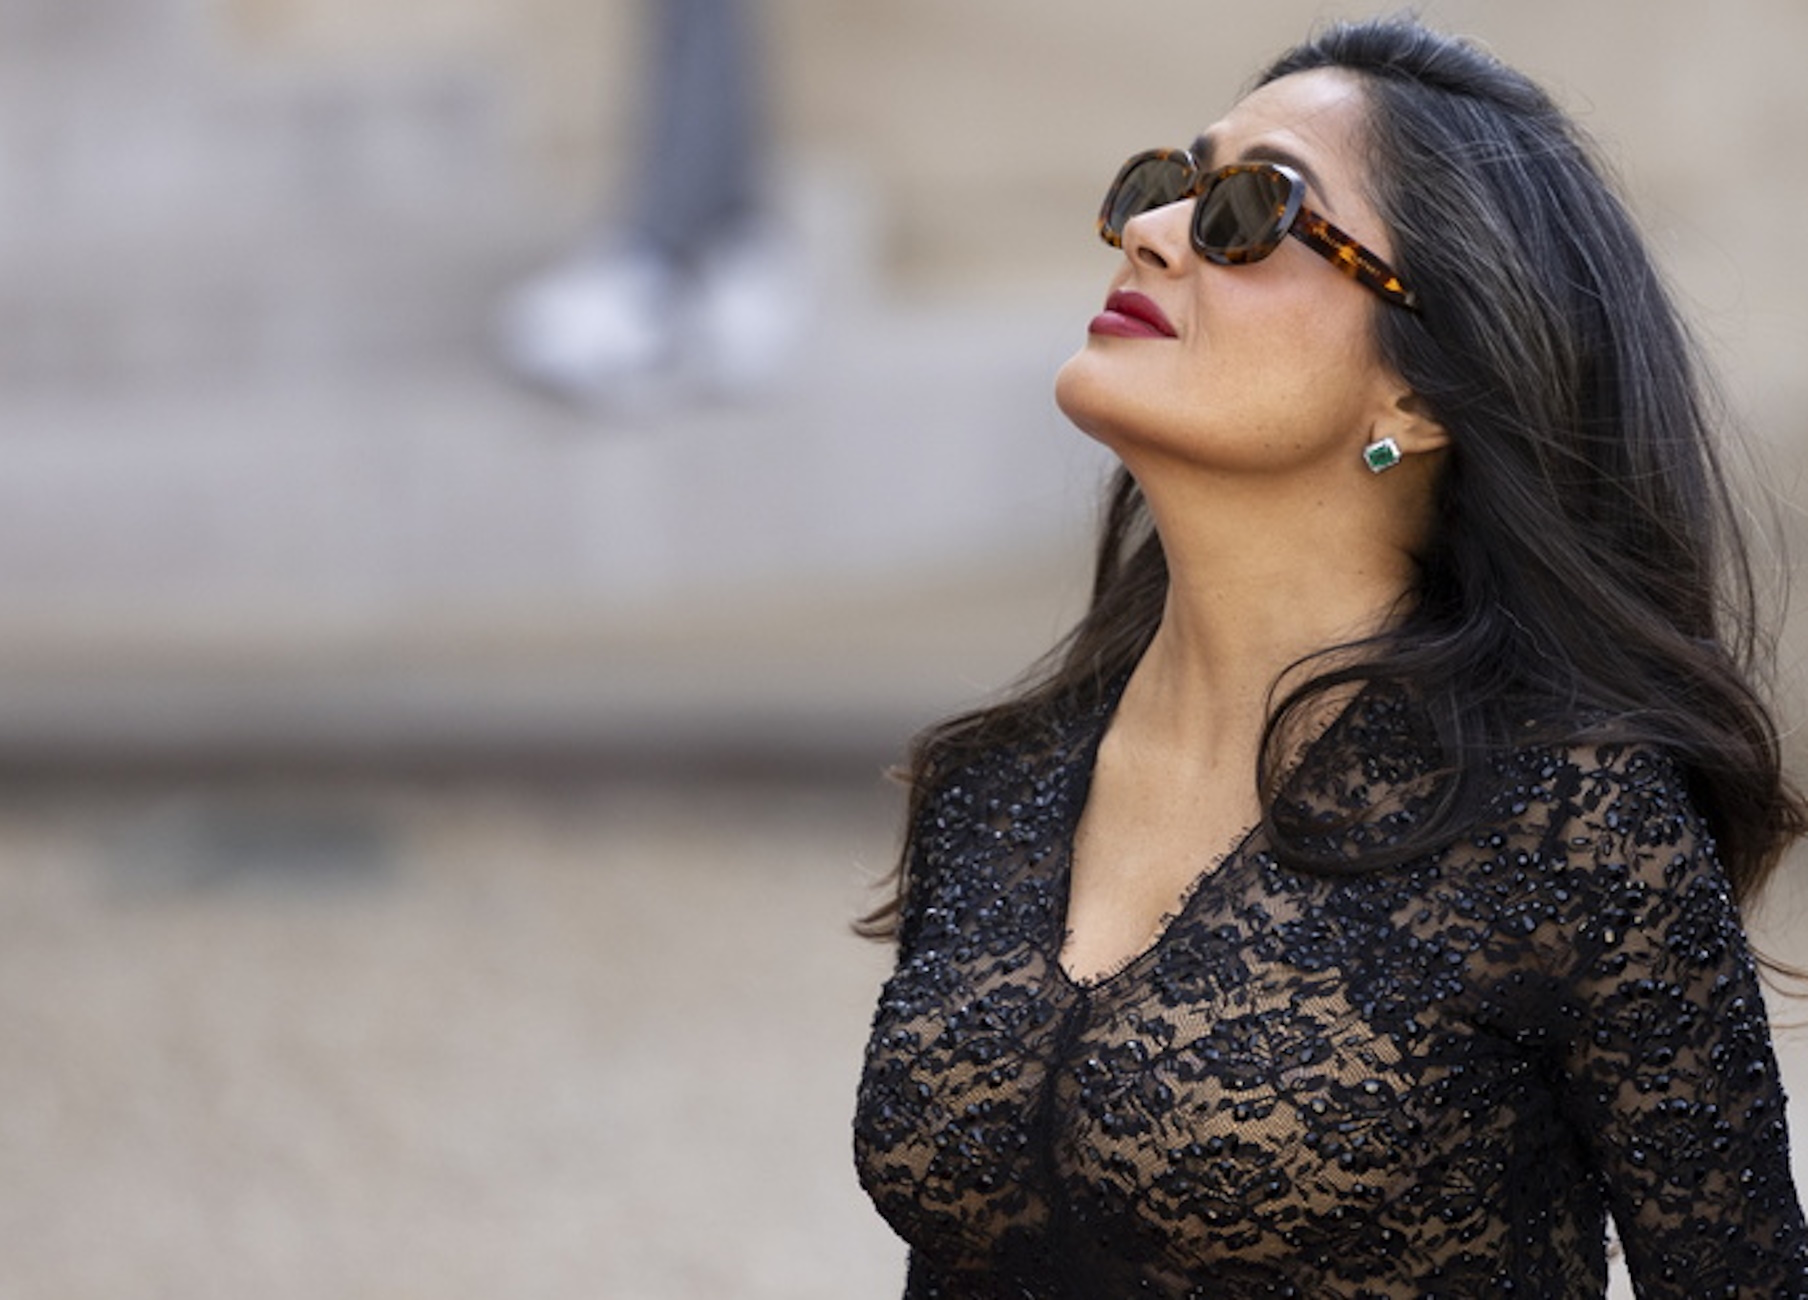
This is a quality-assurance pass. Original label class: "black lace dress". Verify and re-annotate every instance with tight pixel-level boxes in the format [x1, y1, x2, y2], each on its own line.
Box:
[854, 685, 1808, 1298]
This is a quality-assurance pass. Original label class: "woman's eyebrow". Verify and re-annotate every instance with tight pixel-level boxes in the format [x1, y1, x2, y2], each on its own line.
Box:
[1190, 132, 1333, 208]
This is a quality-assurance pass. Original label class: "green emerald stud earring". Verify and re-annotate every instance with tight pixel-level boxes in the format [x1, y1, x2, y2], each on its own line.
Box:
[1363, 436, 1402, 474]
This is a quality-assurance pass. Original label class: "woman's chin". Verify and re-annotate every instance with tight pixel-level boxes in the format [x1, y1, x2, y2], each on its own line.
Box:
[1053, 349, 1119, 444]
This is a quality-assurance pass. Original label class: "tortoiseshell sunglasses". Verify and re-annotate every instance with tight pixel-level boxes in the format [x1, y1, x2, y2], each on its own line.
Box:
[1098, 149, 1420, 313]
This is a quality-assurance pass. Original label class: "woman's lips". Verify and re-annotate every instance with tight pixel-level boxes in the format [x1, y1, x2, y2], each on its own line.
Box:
[1088, 289, 1177, 339]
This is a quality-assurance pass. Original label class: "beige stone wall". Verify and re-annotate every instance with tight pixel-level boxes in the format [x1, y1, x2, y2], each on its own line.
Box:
[209, 0, 636, 207]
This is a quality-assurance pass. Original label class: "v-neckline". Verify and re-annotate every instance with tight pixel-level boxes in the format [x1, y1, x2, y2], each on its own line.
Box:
[1047, 673, 1247, 992]
[1053, 815, 1259, 991]
[1047, 673, 1367, 991]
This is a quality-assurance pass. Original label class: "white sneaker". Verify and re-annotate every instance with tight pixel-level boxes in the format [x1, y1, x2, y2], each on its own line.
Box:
[495, 248, 679, 406]
[686, 223, 806, 398]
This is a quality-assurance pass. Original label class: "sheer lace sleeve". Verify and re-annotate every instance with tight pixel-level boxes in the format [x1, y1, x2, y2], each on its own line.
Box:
[1547, 748, 1808, 1297]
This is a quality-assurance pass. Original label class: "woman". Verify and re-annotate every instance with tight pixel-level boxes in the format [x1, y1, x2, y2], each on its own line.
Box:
[854, 16, 1808, 1299]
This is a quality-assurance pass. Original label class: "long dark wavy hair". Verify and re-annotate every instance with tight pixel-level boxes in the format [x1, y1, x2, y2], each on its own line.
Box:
[859, 16, 1805, 938]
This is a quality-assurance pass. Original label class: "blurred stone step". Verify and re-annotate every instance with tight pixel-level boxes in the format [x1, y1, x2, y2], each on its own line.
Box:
[0, 289, 1105, 611]
[0, 0, 203, 69]
[0, 218, 536, 392]
[0, 62, 514, 242]
[0, 152, 876, 392]
[0, 551, 1091, 767]
[0, 0, 533, 393]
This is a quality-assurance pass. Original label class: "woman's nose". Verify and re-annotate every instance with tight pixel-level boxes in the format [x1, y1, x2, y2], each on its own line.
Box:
[1121, 200, 1192, 274]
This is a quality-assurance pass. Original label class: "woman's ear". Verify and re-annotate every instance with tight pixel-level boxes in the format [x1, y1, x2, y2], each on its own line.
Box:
[1383, 389, 1450, 456]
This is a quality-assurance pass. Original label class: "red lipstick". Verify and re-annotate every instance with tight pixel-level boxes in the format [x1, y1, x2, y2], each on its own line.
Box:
[1089, 289, 1177, 339]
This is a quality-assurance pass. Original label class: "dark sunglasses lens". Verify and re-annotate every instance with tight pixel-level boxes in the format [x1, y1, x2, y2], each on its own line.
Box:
[1194, 167, 1294, 261]
[1103, 155, 1193, 242]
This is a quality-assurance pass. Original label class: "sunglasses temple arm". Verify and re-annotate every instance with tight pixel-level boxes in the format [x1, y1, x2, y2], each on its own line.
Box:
[1288, 215, 1421, 312]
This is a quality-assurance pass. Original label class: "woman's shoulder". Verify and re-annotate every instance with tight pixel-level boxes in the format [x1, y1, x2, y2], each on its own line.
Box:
[1302, 684, 1716, 878]
[906, 689, 1107, 851]
[892, 691, 1106, 947]
[917, 689, 1110, 802]
[1465, 726, 1723, 923]
[1486, 721, 1703, 835]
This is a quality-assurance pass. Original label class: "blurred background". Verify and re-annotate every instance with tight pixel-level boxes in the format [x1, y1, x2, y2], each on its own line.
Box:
[0, 0, 1804, 1295]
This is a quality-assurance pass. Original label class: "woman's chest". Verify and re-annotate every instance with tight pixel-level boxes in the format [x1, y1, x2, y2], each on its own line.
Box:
[857, 880, 1560, 1274]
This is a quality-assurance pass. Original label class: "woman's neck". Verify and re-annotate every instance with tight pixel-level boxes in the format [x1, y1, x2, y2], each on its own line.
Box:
[1118, 461, 1420, 769]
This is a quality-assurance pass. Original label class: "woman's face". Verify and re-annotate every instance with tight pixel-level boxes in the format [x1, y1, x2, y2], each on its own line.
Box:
[1055, 68, 1408, 480]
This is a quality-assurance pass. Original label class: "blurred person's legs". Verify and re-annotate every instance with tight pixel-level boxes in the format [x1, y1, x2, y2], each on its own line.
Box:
[500, 0, 800, 406]
[631, 0, 762, 259]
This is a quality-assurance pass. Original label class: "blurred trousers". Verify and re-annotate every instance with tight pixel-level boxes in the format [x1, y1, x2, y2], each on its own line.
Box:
[625, 0, 767, 263]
